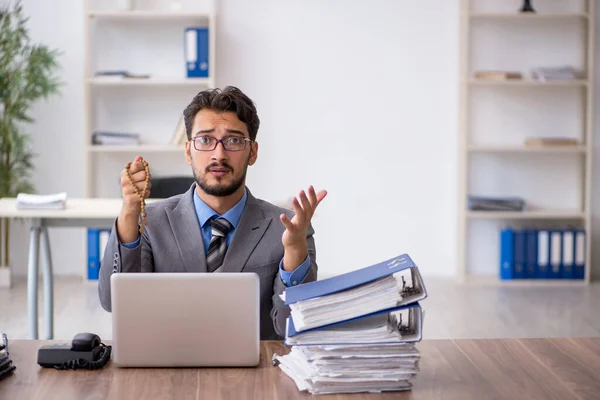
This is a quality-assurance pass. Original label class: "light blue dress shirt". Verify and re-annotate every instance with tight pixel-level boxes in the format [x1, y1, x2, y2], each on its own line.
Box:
[122, 188, 311, 286]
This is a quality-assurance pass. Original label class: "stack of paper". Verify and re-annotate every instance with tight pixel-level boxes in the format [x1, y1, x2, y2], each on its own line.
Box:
[467, 195, 526, 212]
[15, 192, 67, 210]
[276, 344, 419, 395]
[275, 253, 427, 395]
[531, 66, 577, 81]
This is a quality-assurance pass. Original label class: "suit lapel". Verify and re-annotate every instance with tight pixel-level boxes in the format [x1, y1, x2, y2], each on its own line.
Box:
[166, 184, 208, 273]
[221, 190, 272, 273]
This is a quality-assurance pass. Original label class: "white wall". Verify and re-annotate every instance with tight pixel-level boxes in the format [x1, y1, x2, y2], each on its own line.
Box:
[9, 0, 87, 278]
[9, 0, 457, 280]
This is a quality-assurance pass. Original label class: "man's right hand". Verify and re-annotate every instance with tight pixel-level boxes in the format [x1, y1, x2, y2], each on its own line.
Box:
[117, 156, 151, 243]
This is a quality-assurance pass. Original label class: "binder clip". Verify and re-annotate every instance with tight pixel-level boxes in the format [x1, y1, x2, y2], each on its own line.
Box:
[271, 353, 280, 367]
[389, 310, 415, 336]
[400, 275, 419, 299]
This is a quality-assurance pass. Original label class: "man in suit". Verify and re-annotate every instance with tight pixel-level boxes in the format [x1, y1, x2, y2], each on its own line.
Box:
[98, 86, 327, 340]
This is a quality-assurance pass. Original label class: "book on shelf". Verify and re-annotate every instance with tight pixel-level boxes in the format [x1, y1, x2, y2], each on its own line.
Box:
[92, 131, 140, 145]
[473, 71, 523, 80]
[468, 195, 526, 212]
[94, 70, 151, 81]
[524, 137, 579, 147]
[169, 115, 187, 146]
[15, 192, 67, 210]
[530, 66, 578, 81]
[274, 253, 427, 395]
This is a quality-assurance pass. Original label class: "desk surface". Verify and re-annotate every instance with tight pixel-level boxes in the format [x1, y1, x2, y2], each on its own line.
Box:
[0, 197, 291, 219]
[0, 198, 151, 219]
[2, 338, 600, 400]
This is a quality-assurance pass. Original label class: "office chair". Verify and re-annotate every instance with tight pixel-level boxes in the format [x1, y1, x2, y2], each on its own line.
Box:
[148, 176, 196, 199]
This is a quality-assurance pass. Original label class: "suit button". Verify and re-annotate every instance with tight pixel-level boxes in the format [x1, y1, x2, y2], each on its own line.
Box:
[292, 281, 297, 285]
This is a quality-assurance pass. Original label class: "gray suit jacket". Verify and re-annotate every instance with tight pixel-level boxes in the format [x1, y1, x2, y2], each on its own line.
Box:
[98, 184, 318, 340]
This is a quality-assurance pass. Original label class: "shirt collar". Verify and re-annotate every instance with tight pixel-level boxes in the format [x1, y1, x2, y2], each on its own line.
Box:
[193, 186, 248, 229]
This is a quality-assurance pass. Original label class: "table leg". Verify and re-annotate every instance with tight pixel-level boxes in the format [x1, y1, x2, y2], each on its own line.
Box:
[27, 225, 40, 340]
[40, 226, 54, 340]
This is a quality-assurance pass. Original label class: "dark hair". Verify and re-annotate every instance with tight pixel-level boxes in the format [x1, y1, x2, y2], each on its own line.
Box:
[183, 86, 260, 141]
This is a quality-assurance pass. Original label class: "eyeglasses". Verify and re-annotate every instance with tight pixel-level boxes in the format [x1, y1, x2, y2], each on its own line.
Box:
[191, 136, 253, 152]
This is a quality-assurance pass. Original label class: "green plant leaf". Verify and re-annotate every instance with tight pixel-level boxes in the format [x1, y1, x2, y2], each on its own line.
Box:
[0, 0, 61, 201]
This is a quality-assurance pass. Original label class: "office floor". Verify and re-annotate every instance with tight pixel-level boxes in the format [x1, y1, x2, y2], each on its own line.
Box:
[1, 277, 600, 340]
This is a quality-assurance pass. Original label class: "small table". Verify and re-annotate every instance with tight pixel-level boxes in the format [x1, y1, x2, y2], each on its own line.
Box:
[2, 338, 600, 399]
[0, 198, 147, 340]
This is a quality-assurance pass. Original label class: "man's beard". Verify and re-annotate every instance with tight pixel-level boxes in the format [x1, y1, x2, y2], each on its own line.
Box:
[194, 159, 249, 197]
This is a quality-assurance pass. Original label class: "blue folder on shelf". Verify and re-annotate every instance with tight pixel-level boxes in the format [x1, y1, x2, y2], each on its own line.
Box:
[525, 229, 538, 279]
[562, 229, 575, 279]
[574, 229, 585, 280]
[548, 230, 563, 279]
[87, 228, 110, 280]
[536, 230, 550, 279]
[284, 253, 427, 306]
[285, 303, 423, 346]
[184, 27, 209, 78]
[499, 228, 514, 280]
[513, 230, 526, 279]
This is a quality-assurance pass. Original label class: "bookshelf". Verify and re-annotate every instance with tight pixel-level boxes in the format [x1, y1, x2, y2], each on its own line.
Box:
[458, 0, 594, 284]
[88, 77, 212, 87]
[83, 0, 216, 199]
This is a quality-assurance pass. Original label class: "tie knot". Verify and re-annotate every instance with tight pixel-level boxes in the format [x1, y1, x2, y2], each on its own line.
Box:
[210, 218, 232, 237]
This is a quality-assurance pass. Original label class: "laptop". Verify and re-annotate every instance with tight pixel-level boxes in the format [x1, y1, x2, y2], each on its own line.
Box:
[110, 272, 260, 367]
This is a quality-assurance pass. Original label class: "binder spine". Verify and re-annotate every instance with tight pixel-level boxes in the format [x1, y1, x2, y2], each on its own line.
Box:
[536, 230, 549, 279]
[184, 27, 209, 78]
[574, 230, 585, 280]
[499, 228, 514, 280]
[561, 230, 574, 279]
[87, 229, 100, 280]
[87, 228, 111, 280]
[548, 230, 563, 279]
[525, 229, 538, 279]
[513, 230, 526, 279]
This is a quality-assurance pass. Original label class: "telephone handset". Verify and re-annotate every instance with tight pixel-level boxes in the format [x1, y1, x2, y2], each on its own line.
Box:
[37, 332, 112, 370]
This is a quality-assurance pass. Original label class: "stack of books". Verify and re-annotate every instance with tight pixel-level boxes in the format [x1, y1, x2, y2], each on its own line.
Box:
[524, 137, 579, 147]
[530, 66, 577, 81]
[274, 254, 427, 395]
[467, 195, 526, 212]
[92, 131, 140, 146]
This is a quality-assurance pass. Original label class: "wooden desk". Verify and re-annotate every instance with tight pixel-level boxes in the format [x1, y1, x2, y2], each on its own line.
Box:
[2, 339, 600, 399]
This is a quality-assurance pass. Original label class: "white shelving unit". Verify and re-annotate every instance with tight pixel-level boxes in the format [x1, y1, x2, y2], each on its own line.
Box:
[458, 0, 594, 284]
[83, 0, 216, 199]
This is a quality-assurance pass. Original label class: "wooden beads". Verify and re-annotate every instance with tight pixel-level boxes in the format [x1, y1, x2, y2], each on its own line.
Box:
[125, 159, 150, 234]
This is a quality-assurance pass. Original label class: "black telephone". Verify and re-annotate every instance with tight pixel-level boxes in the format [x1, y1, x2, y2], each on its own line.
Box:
[0, 333, 16, 381]
[37, 332, 112, 370]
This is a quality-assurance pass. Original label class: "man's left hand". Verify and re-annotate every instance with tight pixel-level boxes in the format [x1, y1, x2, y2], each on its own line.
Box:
[280, 185, 327, 271]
